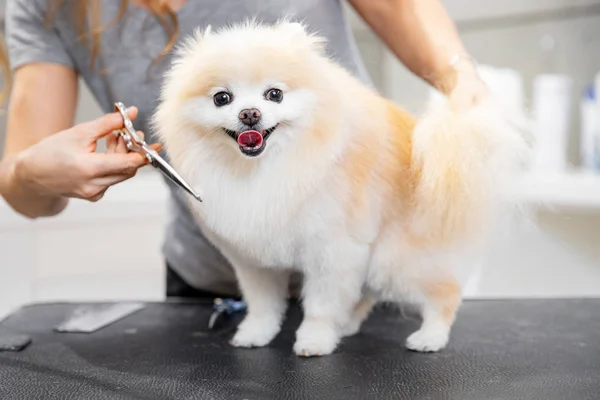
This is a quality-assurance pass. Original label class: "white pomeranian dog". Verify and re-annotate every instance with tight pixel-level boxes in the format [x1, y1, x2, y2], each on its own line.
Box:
[152, 20, 529, 357]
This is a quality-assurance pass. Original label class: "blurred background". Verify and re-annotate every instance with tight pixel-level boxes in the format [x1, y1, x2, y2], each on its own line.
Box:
[2, 0, 600, 319]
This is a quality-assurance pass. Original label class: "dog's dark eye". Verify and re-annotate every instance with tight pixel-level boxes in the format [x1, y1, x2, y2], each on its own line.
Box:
[214, 91, 232, 107]
[265, 88, 283, 103]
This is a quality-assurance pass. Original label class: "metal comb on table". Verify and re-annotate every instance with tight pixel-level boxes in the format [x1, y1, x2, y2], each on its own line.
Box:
[113, 102, 202, 202]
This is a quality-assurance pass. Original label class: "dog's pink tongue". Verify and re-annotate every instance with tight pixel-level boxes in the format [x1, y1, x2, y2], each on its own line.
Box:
[237, 130, 263, 148]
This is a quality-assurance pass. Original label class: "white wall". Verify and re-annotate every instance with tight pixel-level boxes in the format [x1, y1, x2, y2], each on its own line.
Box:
[2, 1, 600, 320]
[0, 172, 169, 319]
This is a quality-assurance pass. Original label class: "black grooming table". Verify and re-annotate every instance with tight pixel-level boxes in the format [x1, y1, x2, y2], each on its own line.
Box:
[0, 299, 599, 400]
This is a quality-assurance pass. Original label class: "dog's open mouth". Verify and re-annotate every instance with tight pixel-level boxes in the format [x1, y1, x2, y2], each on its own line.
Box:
[224, 125, 278, 157]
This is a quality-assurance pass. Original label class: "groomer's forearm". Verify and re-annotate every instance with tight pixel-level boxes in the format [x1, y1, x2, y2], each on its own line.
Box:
[349, 0, 475, 93]
[0, 155, 67, 219]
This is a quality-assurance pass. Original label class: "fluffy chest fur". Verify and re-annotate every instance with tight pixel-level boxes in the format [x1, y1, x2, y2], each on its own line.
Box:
[179, 137, 353, 269]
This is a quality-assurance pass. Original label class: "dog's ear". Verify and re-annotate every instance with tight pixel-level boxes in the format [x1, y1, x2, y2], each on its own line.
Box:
[280, 21, 307, 38]
[172, 24, 212, 61]
[278, 21, 327, 53]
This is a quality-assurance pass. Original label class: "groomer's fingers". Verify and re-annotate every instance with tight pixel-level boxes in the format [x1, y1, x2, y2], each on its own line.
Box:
[106, 133, 129, 154]
[149, 143, 163, 152]
[139, 143, 165, 164]
[120, 130, 146, 154]
[135, 131, 164, 154]
[92, 171, 139, 187]
[86, 152, 147, 177]
[103, 136, 162, 165]
[86, 187, 109, 203]
[83, 107, 139, 140]
[78, 168, 141, 201]
[114, 134, 127, 154]
[106, 131, 118, 153]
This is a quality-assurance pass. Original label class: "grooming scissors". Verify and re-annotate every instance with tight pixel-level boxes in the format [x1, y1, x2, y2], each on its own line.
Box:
[113, 102, 202, 202]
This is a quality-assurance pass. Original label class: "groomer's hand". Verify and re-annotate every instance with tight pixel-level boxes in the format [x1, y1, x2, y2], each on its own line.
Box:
[14, 107, 162, 202]
[449, 71, 492, 110]
[438, 55, 492, 111]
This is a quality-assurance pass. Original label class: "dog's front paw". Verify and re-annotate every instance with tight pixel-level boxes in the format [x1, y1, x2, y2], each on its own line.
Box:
[405, 327, 449, 353]
[293, 337, 338, 357]
[230, 317, 280, 348]
[293, 319, 339, 357]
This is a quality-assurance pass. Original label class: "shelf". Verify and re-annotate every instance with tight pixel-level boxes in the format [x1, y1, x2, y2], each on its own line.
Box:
[512, 170, 600, 210]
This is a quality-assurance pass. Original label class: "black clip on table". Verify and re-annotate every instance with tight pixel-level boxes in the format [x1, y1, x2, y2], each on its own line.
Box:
[1, 298, 599, 400]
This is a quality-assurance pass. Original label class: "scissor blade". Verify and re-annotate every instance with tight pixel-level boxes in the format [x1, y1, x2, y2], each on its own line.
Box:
[113, 101, 203, 202]
[148, 150, 202, 202]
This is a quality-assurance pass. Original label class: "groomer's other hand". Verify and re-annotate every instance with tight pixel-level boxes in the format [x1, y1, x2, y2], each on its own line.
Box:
[15, 107, 162, 202]
[448, 71, 492, 110]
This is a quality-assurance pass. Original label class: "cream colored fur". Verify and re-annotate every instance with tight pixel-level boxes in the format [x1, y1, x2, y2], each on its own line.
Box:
[152, 20, 529, 356]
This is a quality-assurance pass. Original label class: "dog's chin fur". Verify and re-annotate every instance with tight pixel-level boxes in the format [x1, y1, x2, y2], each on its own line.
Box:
[153, 20, 530, 357]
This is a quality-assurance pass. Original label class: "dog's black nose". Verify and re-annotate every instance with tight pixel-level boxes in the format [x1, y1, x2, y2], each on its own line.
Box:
[239, 108, 261, 126]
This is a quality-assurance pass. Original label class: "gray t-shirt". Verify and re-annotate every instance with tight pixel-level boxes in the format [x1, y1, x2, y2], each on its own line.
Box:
[5, 0, 371, 296]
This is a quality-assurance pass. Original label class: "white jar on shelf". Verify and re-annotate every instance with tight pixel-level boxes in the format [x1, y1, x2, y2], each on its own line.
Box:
[531, 74, 573, 173]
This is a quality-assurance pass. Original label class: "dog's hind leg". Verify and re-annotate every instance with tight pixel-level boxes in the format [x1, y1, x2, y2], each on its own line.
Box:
[294, 240, 369, 357]
[340, 292, 378, 337]
[405, 277, 462, 352]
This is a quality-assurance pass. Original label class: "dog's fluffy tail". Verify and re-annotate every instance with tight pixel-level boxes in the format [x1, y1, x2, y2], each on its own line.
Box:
[408, 93, 530, 247]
